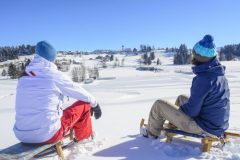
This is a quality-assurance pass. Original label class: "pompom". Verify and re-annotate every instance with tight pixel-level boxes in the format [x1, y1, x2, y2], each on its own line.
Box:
[199, 34, 215, 49]
[203, 35, 214, 43]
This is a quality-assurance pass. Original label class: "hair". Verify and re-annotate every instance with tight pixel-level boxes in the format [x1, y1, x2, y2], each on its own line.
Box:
[191, 50, 203, 66]
[191, 58, 205, 66]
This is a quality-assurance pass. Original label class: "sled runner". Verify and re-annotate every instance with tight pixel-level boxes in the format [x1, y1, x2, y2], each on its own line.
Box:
[140, 118, 240, 152]
[0, 129, 74, 160]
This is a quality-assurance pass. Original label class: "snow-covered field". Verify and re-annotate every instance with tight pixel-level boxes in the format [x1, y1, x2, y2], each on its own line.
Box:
[0, 52, 240, 160]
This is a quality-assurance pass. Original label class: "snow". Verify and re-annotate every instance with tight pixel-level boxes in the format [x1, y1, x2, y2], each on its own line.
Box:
[0, 52, 240, 160]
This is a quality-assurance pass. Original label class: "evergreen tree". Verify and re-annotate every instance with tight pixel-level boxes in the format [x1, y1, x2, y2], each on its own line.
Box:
[157, 58, 161, 65]
[8, 63, 18, 79]
[110, 55, 114, 61]
[225, 52, 234, 61]
[219, 52, 226, 61]
[150, 52, 155, 60]
[140, 45, 147, 53]
[147, 57, 152, 65]
[1, 69, 7, 76]
[236, 44, 240, 57]
[147, 46, 152, 52]
[133, 48, 137, 53]
[143, 53, 148, 64]
[174, 44, 190, 65]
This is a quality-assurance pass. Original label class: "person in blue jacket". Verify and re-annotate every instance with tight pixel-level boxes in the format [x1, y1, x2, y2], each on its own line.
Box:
[141, 35, 230, 138]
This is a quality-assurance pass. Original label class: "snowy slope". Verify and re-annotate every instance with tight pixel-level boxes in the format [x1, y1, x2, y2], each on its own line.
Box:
[0, 52, 240, 160]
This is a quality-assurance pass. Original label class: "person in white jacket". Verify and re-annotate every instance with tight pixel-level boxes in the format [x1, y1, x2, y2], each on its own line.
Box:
[13, 41, 102, 143]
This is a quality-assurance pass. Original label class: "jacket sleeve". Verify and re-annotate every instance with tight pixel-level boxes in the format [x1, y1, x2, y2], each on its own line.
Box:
[180, 77, 211, 117]
[54, 71, 98, 107]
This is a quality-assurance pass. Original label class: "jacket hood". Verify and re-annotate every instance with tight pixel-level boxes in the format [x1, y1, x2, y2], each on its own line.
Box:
[192, 57, 225, 76]
[25, 54, 58, 77]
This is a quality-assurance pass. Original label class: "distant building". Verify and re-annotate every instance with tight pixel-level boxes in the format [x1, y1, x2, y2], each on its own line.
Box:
[136, 66, 162, 72]
[55, 59, 71, 72]
[123, 48, 132, 52]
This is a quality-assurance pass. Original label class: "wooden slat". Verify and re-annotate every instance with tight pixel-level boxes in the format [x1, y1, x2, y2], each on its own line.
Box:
[225, 132, 240, 137]
[140, 118, 145, 127]
[55, 141, 64, 160]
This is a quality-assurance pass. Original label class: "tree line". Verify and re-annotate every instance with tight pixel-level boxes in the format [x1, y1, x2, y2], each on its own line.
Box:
[219, 44, 240, 61]
[0, 45, 35, 62]
[142, 52, 156, 65]
[173, 43, 240, 65]
[173, 44, 192, 65]
[1, 42, 239, 67]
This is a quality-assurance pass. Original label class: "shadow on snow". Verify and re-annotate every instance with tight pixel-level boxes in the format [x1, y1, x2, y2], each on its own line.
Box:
[94, 135, 202, 160]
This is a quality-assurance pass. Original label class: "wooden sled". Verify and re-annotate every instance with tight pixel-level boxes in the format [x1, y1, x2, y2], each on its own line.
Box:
[140, 118, 240, 152]
[0, 129, 74, 160]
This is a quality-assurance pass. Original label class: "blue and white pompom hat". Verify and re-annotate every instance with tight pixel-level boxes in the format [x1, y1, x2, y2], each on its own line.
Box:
[193, 35, 217, 62]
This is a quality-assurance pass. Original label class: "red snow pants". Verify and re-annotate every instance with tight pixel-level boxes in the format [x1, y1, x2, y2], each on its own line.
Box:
[46, 101, 92, 143]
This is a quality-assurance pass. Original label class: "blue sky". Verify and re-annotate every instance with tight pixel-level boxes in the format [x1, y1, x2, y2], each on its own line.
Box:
[0, 0, 239, 51]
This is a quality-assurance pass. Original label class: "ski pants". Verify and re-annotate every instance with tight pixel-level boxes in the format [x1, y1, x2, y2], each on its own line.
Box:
[147, 94, 215, 137]
[46, 101, 92, 143]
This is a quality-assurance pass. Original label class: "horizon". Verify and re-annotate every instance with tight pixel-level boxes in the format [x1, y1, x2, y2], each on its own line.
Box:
[1, 0, 240, 51]
[0, 42, 235, 52]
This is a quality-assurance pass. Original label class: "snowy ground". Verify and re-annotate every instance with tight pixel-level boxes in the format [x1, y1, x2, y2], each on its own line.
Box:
[0, 53, 240, 160]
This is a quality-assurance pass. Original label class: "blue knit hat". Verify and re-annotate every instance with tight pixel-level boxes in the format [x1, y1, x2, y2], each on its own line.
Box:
[36, 41, 57, 61]
[193, 35, 217, 62]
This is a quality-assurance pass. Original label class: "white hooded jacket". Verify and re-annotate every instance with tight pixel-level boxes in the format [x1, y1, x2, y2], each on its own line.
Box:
[13, 55, 98, 143]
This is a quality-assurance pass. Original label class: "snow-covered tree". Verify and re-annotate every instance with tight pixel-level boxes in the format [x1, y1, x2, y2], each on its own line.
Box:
[88, 67, 99, 79]
[121, 58, 125, 66]
[72, 64, 86, 82]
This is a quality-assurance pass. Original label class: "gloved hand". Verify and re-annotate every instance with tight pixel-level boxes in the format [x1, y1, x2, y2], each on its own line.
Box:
[91, 104, 102, 119]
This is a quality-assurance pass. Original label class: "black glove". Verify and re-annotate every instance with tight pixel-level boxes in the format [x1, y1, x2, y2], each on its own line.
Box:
[91, 104, 102, 119]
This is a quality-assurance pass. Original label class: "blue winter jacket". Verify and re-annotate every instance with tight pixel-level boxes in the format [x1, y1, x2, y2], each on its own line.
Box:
[180, 58, 230, 137]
